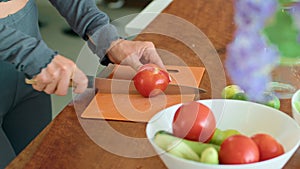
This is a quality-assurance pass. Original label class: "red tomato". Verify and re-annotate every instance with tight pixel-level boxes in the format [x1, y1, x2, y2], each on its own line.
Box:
[251, 133, 284, 161]
[133, 64, 170, 97]
[219, 135, 260, 164]
[172, 101, 216, 142]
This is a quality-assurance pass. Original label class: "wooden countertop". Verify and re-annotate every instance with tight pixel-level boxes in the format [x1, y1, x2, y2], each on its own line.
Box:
[6, 0, 300, 168]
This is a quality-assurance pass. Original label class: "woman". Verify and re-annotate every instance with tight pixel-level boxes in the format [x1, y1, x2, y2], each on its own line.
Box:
[0, 0, 165, 168]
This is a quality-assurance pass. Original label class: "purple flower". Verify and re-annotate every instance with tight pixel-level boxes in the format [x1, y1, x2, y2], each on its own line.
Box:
[226, 30, 279, 101]
[227, 0, 281, 101]
[235, 0, 278, 31]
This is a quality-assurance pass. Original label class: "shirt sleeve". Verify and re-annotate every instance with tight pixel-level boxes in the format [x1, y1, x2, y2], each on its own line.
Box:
[49, 0, 120, 60]
[0, 24, 57, 78]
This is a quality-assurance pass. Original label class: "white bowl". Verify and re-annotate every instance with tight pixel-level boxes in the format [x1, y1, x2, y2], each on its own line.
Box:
[146, 99, 300, 169]
[292, 89, 300, 125]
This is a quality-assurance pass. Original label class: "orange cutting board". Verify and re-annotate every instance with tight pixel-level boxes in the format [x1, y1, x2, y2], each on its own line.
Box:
[81, 65, 205, 122]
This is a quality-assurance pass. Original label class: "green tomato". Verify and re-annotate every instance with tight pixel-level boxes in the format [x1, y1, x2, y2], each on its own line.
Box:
[223, 129, 241, 138]
[210, 128, 225, 145]
[210, 128, 241, 145]
[258, 92, 280, 110]
[232, 92, 248, 101]
[221, 85, 244, 99]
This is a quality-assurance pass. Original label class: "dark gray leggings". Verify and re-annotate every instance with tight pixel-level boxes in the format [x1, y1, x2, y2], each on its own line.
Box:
[0, 61, 52, 168]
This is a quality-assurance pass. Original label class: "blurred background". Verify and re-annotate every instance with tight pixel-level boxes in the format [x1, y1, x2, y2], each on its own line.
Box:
[36, 0, 152, 118]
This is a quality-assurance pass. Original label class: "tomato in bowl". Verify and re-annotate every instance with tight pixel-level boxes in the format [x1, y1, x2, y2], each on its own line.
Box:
[146, 99, 300, 169]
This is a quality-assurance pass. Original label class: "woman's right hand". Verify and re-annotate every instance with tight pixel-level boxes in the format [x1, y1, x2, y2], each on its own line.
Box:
[31, 54, 88, 96]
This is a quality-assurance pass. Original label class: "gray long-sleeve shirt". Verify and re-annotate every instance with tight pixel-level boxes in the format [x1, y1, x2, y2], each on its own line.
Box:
[0, 0, 119, 78]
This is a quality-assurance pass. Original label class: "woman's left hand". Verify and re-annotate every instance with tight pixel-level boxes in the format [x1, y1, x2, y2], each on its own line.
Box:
[107, 39, 166, 71]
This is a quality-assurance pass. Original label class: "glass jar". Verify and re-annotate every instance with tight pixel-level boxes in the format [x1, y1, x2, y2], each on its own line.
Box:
[270, 57, 300, 99]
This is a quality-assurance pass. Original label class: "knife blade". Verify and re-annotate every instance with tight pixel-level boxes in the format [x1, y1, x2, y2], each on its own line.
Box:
[25, 75, 206, 95]
[91, 76, 206, 95]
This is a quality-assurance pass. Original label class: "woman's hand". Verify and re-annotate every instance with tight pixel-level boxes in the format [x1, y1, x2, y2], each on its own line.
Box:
[107, 39, 165, 71]
[32, 54, 88, 95]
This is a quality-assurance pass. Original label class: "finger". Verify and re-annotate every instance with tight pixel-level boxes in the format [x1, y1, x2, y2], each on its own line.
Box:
[121, 54, 143, 71]
[54, 71, 72, 96]
[71, 68, 88, 94]
[43, 69, 61, 94]
[55, 79, 71, 96]
[54, 63, 74, 95]
[43, 78, 59, 95]
[31, 77, 46, 91]
[32, 83, 46, 92]
[32, 69, 52, 91]
[143, 47, 166, 70]
[150, 57, 166, 70]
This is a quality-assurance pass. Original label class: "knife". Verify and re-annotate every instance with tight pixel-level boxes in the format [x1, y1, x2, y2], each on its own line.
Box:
[25, 75, 206, 95]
